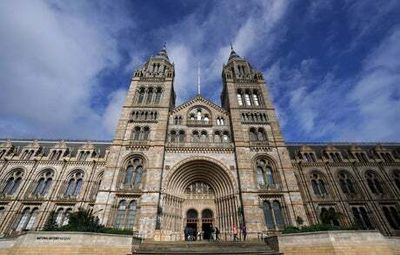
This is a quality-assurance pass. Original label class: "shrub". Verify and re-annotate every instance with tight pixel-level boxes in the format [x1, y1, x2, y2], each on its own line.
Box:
[43, 208, 132, 235]
[282, 224, 359, 234]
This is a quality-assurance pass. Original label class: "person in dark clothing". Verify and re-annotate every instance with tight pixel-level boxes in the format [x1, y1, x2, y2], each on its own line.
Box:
[184, 226, 189, 241]
[241, 225, 247, 241]
[215, 227, 220, 240]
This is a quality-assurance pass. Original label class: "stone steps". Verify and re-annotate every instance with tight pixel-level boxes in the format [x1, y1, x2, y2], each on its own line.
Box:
[133, 241, 283, 255]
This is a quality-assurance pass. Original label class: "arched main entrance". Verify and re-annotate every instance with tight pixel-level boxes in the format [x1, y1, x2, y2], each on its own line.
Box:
[161, 158, 239, 241]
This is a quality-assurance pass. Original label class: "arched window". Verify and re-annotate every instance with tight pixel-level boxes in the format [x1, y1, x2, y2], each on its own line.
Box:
[142, 127, 150, 140]
[382, 206, 400, 229]
[257, 128, 267, 141]
[55, 208, 72, 226]
[192, 131, 200, 142]
[249, 128, 257, 141]
[114, 200, 137, 229]
[252, 90, 260, 106]
[237, 90, 243, 106]
[137, 87, 145, 104]
[365, 171, 384, 195]
[122, 157, 144, 188]
[16, 207, 39, 231]
[310, 172, 328, 196]
[65, 171, 84, 197]
[155, 88, 162, 103]
[263, 200, 285, 229]
[200, 131, 208, 142]
[178, 130, 185, 143]
[272, 201, 284, 227]
[146, 88, 153, 104]
[214, 131, 221, 143]
[320, 207, 340, 226]
[133, 127, 141, 141]
[255, 159, 274, 187]
[262, 201, 274, 228]
[351, 206, 373, 229]
[338, 171, 356, 194]
[33, 170, 54, 196]
[244, 91, 251, 106]
[1, 169, 23, 195]
[170, 130, 177, 142]
[392, 170, 400, 191]
[222, 131, 230, 142]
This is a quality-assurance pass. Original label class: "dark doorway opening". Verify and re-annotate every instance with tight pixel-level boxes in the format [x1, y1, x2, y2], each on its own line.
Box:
[186, 209, 198, 240]
[201, 209, 214, 240]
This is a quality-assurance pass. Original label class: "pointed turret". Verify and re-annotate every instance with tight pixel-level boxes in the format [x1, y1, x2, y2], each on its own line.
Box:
[228, 45, 242, 62]
[133, 43, 174, 79]
[154, 43, 170, 61]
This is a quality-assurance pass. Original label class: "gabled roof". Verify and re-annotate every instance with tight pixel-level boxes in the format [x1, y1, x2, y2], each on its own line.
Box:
[172, 95, 228, 115]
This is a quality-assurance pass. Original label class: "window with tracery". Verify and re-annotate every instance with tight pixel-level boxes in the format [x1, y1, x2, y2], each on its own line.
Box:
[32, 169, 54, 196]
[122, 158, 144, 189]
[351, 206, 373, 229]
[55, 207, 73, 226]
[256, 159, 274, 187]
[382, 206, 400, 230]
[114, 200, 137, 230]
[1, 169, 24, 195]
[320, 207, 340, 226]
[310, 172, 328, 196]
[393, 170, 400, 191]
[338, 171, 356, 195]
[16, 207, 39, 231]
[131, 126, 150, 141]
[262, 200, 284, 229]
[65, 171, 84, 197]
[365, 171, 384, 195]
[249, 127, 268, 142]
[185, 182, 214, 199]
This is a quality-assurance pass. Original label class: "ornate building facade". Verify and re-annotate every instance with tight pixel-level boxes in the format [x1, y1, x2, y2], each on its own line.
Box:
[0, 47, 399, 240]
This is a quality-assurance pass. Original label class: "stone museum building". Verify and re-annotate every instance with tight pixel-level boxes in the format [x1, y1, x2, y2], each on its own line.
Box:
[0, 46, 399, 241]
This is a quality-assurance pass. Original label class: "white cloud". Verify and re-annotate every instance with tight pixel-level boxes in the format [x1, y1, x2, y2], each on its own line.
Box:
[0, 0, 134, 139]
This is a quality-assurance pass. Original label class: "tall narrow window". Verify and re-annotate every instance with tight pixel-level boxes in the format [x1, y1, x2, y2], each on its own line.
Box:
[137, 88, 145, 104]
[393, 170, 400, 191]
[249, 128, 257, 141]
[1, 170, 23, 195]
[122, 158, 144, 188]
[257, 128, 267, 141]
[170, 130, 177, 142]
[178, 130, 185, 143]
[65, 171, 84, 197]
[310, 172, 328, 196]
[146, 88, 153, 104]
[263, 201, 274, 228]
[256, 159, 275, 187]
[352, 206, 373, 229]
[114, 200, 137, 229]
[244, 92, 251, 106]
[33, 170, 53, 196]
[155, 88, 162, 103]
[382, 206, 400, 229]
[252, 92, 260, 106]
[338, 171, 356, 194]
[143, 127, 150, 140]
[16, 208, 38, 231]
[272, 201, 284, 227]
[237, 90, 243, 106]
[365, 171, 384, 195]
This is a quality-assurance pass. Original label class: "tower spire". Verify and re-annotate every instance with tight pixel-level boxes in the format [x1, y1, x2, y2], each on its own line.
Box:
[197, 62, 201, 95]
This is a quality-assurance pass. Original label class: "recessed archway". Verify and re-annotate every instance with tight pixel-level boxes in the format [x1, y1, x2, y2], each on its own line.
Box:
[162, 158, 240, 240]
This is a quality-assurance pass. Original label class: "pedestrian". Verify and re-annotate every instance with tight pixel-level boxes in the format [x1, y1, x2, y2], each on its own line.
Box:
[215, 227, 220, 241]
[184, 226, 189, 241]
[241, 225, 247, 241]
[232, 224, 238, 241]
[211, 225, 216, 241]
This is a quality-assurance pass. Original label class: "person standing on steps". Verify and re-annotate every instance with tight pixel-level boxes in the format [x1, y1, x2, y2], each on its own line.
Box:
[215, 227, 220, 241]
[241, 225, 247, 241]
[232, 224, 238, 241]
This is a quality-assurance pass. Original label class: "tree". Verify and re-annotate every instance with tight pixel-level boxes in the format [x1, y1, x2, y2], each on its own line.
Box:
[61, 208, 102, 232]
[43, 211, 58, 231]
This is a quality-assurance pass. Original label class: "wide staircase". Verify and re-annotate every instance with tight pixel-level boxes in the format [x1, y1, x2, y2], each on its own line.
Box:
[132, 240, 283, 254]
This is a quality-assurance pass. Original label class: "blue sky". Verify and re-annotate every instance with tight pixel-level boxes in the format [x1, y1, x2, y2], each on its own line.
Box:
[0, 0, 399, 142]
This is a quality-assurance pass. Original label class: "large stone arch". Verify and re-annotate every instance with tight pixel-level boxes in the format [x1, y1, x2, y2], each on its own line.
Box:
[161, 157, 240, 240]
[165, 157, 236, 197]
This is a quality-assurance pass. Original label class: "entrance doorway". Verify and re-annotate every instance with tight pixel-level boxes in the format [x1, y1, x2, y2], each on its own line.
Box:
[201, 209, 214, 240]
[186, 209, 198, 240]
